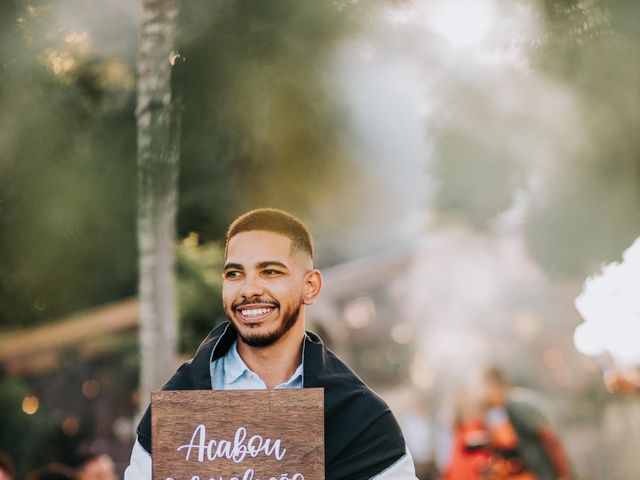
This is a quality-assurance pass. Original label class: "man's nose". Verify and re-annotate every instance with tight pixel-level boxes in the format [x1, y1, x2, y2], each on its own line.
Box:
[239, 273, 265, 298]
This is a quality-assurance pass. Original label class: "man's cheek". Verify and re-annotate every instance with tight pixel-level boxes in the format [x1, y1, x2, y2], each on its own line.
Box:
[221, 286, 233, 303]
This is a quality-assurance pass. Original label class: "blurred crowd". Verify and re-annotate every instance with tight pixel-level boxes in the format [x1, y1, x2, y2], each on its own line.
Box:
[0, 451, 116, 480]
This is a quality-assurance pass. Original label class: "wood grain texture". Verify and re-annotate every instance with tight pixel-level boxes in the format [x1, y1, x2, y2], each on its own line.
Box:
[152, 389, 324, 480]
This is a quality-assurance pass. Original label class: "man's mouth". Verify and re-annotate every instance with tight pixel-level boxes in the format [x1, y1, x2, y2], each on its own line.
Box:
[234, 304, 277, 323]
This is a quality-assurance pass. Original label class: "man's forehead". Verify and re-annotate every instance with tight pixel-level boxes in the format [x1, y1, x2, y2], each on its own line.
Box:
[227, 230, 293, 258]
[225, 230, 312, 268]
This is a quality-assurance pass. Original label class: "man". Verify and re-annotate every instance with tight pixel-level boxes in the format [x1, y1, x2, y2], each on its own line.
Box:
[481, 367, 573, 480]
[125, 208, 417, 479]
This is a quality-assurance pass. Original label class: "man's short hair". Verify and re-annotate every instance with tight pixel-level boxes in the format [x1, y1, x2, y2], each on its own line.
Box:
[226, 208, 313, 259]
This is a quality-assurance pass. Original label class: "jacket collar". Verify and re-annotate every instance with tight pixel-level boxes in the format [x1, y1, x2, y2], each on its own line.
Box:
[189, 321, 326, 390]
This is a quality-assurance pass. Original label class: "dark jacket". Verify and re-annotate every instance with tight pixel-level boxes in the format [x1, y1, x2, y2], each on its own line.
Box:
[136, 322, 408, 480]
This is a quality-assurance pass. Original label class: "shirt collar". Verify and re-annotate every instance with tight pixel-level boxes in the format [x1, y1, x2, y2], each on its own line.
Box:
[223, 339, 304, 387]
[283, 362, 304, 388]
[224, 340, 251, 385]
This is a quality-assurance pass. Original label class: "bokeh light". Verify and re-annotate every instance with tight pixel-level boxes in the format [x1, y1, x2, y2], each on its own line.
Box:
[21, 395, 39, 415]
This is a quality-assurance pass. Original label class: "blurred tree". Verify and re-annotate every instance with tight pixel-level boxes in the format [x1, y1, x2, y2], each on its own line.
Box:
[176, 237, 225, 352]
[173, 0, 359, 240]
[0, 0, 138, 330]
[428, 0, 640, 277]
[0, 0, 361, 334]
[523, 0, 640, 276]
[136, 0, 180, 409]
[429, 75, 528, 228]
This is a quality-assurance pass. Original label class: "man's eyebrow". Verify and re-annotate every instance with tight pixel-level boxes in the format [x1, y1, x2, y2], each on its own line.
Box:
[256, 261, 289, 270]
[223, 262, 244, 271]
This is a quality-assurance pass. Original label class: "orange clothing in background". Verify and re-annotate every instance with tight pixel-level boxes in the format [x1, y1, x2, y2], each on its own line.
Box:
[445, 419, 491, 480]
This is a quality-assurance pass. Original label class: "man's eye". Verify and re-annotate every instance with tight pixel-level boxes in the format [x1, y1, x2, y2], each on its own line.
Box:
[224, 271, 242, 279]
[263, 269, 282, 277]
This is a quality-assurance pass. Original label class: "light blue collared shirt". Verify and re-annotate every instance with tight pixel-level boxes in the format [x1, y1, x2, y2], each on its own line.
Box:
[210, 340, 303, 390]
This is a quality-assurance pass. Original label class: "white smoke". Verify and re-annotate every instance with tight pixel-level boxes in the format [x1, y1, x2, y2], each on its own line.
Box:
[574, 237, 640, 367]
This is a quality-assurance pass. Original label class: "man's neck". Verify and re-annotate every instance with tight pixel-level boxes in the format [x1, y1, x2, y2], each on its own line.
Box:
[235, 326, 305, 390]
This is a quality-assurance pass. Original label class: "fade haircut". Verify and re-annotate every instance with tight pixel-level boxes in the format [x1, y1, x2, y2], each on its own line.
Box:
[225, 208, 314, 260]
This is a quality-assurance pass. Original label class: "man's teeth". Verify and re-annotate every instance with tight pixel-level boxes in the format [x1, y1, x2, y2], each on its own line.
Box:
[240, 307, 273, 317]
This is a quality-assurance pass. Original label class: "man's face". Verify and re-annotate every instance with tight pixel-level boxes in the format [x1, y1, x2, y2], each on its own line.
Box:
[223, 230, 319, 348]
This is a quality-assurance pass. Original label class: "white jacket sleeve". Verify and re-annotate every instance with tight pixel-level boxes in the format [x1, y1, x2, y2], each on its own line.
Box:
[124, 440, 152, 480]
[370, 450, 418, 480]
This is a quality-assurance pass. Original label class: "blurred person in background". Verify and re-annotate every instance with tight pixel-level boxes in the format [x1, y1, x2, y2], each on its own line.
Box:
[26, 463, 77, 480]
[481, 367, 573, 480]
[441, 388, 491, 480]
[73, 453, 117, 480]
[0, 452, 15, 480]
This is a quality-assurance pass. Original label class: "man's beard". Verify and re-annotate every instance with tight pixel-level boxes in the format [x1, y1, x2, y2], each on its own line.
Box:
[228, 300, 302, 348]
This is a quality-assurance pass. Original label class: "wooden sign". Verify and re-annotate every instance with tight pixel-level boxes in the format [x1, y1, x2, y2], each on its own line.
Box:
[151, 389, 324, 480]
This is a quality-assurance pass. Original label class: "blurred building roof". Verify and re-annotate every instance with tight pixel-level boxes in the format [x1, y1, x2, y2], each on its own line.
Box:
[0, 298, 138, 375]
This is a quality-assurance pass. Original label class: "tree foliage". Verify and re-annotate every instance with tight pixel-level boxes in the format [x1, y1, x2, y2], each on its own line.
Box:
[429, 0, 640, 277]
[0, 1, 138, 329]
[0, 0, 360, 331]
[524, 0, 640, 276]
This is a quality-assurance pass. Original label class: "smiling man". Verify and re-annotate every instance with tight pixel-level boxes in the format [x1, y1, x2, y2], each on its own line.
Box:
[125, 208, 418, 480]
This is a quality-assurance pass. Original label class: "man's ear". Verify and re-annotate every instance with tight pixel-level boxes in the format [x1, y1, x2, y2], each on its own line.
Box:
[303, 269, 323, 305]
